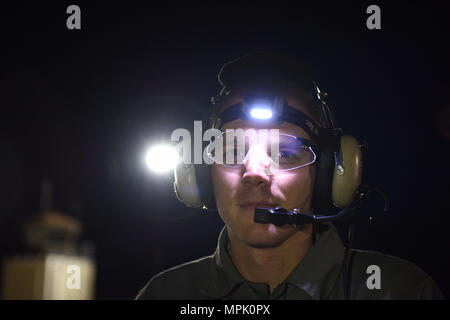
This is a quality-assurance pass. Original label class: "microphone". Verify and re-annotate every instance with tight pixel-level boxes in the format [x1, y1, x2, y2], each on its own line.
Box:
[253, 185, 386, 227]
[253, 205, 354, 227]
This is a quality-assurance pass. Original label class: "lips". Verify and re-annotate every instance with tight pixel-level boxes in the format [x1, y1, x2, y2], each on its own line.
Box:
[239, 202, 278, 209]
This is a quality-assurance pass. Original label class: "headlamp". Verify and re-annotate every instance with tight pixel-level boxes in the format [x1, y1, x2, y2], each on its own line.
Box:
[217, 94, 320, 141]
[249, 108, 272, 120]
[241, 95, 284, 122]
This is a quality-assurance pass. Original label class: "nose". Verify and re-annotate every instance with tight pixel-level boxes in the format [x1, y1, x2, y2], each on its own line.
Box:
[241, 145, 271, 187]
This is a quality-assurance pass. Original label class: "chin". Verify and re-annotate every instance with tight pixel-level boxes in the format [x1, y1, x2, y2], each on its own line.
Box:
[240, 222, 296, 249]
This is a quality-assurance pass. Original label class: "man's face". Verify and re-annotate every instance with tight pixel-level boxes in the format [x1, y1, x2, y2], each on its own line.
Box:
[211, 96, 317, 248]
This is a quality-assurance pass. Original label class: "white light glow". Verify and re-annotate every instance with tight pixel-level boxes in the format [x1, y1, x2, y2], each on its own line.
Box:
[145, 145, 179, 173]
[250, 108, 273, 120]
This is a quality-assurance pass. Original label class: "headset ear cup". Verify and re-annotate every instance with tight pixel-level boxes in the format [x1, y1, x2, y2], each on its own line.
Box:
[195, 164, 217, 210]
[332, 135, 363, 207]
[174, 163, 203, 208]
[312, 143, 335, 213]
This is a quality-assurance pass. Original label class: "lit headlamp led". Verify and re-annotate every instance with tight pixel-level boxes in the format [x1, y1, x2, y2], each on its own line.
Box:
[217, 94, 321, 141]
[241, 94, 284, 122]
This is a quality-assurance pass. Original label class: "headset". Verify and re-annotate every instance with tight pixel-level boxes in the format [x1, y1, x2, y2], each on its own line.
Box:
[172, 52, 369, 299]
[173, 87, 363, 215]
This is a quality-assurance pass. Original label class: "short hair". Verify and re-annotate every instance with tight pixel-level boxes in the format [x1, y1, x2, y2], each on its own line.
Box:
[209, 51, 325, 127]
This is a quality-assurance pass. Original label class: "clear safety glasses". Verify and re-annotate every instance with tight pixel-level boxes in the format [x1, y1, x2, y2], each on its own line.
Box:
[206, 130, 317, 173]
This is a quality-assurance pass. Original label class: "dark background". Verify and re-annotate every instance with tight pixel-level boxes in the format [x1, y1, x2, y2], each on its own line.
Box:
[0, 1, 449, 299]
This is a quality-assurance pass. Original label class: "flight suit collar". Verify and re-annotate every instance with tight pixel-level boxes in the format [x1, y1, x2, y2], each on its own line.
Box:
[284, 223, 345, 299]
[202, 223, 345, 299]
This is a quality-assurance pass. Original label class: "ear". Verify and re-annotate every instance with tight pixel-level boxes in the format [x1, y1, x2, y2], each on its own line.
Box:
[174, 163, 203, 208]
[331, 135, 363, 207]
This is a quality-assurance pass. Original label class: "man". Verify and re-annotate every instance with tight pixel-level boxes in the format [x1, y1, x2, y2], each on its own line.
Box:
[136, 52, 444, 299]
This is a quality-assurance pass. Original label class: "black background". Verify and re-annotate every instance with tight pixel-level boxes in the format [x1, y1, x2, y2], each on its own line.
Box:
[0, 1, 449, 299]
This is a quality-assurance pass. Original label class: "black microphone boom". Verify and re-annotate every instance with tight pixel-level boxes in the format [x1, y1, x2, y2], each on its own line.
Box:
[253, 185, 387, 227]
[254, 205, 354, 227]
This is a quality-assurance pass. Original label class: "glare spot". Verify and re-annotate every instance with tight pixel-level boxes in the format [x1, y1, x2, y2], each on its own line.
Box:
[250, 108, 273, 120]
[145, 145, 179, 173]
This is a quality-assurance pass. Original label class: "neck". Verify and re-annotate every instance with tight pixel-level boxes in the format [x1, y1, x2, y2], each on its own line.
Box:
[228, 226, 313, 293]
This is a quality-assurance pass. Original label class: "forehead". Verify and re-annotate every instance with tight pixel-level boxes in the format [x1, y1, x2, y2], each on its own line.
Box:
[219, 96, 313, 139]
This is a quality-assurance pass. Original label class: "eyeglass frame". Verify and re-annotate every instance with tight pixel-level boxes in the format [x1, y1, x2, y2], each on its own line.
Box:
[205, 131, 319, 172]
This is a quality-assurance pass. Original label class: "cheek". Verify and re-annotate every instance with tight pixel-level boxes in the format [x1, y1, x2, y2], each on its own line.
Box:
[272, 166, 316, 207]
[211, 166, 243, 226]
[211, 165, 237, 209]
[211, 165, 226, 197]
